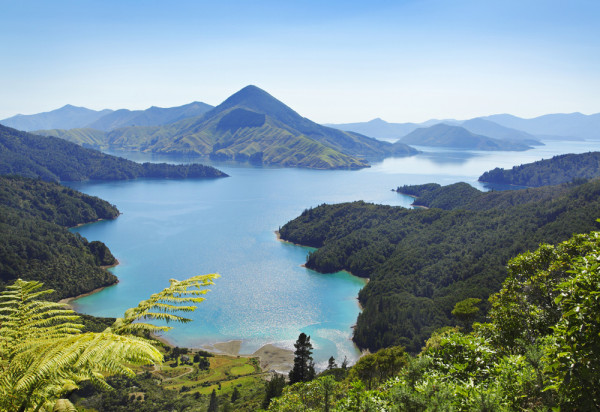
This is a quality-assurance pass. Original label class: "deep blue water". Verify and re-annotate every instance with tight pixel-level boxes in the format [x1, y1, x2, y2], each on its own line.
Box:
[67, 140, 599, 369]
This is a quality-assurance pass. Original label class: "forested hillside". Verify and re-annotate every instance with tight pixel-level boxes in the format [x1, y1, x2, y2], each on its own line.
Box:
[270, 228, 600, 410]
[279, 179, 600, 353]
[479, 151, 600, 187]
[0, 124, 227, 182]
[0, 175, 120, 299]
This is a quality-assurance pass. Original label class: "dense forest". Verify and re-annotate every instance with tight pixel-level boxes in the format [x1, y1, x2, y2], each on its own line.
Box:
[0, 124, 227, 182]
[478, 151, 600, 187]
[269, 228, 600, 410]
[279, 179, 600, 353]
[0, 175, 120, 299]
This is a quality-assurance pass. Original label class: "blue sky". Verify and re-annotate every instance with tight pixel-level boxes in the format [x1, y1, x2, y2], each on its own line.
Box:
[1, 0, 598, 123]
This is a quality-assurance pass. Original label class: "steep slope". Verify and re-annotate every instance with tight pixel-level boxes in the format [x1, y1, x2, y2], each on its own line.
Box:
[400, 123, 531, 151]
[44, 85, 418, 169]
[0, 105, 113, 131]
[86, 101, 213, 131]
[0, 125, 227, 182]
[279, 179, 600, 353]
[460, 118, 543, 146]
[0, 175, 119, 299]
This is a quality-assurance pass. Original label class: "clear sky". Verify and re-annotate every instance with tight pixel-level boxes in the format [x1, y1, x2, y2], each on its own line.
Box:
[1, 0, 599, 123]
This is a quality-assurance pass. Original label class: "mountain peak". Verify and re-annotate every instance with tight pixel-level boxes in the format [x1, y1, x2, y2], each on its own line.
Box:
[209, 85, 303, 127]
[220, 85, 274, 107]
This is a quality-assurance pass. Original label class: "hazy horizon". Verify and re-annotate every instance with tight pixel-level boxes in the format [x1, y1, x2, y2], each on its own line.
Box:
[1, 0, 599, 123]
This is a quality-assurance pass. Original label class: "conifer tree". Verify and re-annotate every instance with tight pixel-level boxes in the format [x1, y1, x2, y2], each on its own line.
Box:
[288, 333, 315, 384]
[207, 389, 218, 412]
[327, 356, 337, 370]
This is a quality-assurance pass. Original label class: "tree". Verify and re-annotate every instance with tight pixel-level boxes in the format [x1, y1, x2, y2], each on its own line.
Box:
[451, 297, 481, 330]
[327, 356, 337, 370]
[0, 274, 218, 412]
[288, 333, 315, 384]
[230, 386, 241, 403]
[262, 373, 286, 409]
[207, 389, 218, 412]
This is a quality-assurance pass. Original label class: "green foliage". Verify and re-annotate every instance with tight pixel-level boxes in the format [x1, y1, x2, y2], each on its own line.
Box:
[110, 274, 219, 336]
[0, 124, 227, 182]
[288, 333, 316, 384]
[269, 228, 600, 410]
[451, 298, 481, 330]
[546, 234, 600, 409]
[38, 86, 419, 169]
[263, 373, 286, 409]
[268, 376, 341, 412]
[279, 179, 600, 353]
[0, 175, 119, 299]
[347, 346, 407, 389]
[479, 151, 600, 187]
[0, 275, 217, 412]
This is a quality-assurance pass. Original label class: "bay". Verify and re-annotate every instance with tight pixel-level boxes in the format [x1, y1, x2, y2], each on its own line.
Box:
[67, 139, 599, 369]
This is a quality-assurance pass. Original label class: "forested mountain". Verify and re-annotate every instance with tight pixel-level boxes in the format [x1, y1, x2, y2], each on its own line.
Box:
[37, 86, 419, 169]
[0, 124, 227, 182]
[279, 179, 600, 353]
[270, 228, 600, 410]
[482, 112, 600, 140]
[85, 101, 213, 131]
[479, 151, 600, 187]
[0, 105, 113, 131]
[399, 123, 531, 151]
[0, 175, 119, 299]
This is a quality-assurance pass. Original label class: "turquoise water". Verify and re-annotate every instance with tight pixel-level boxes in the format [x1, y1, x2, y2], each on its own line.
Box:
[67, 139, 599, 369]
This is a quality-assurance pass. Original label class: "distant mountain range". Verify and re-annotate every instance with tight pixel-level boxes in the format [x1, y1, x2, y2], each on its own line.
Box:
[0, 105, 113, 131]
[30, 86, 418, 169]
[328, 112, 600, 143]
[400, 124, 532, 151]
[4, 90, 599, 165]
[480, 113, 600, 140]
[0, 102, 214, 132]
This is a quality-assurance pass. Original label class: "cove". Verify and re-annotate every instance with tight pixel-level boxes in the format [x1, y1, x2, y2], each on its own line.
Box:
[67, 139, 599, 369]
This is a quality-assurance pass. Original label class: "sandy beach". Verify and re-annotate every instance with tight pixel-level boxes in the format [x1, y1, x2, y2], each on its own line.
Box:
[153, 336, 295, 374]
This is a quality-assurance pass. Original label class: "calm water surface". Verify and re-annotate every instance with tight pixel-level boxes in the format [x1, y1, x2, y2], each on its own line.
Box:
[67, 140, 599, 368]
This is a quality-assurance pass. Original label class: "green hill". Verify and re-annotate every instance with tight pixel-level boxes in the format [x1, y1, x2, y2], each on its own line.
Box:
[479, 151, 600, 187]
[0, 175, 120, 299]
[0, 124, 227, 182]
[279, 179, 600, 353]
[37, 86, 419, 169]
[400, 123, 531, 151]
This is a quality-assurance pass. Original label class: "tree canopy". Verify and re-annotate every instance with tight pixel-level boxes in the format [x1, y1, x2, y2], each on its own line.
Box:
[279, 179, 600, 353]
[0, 176, 122, 299]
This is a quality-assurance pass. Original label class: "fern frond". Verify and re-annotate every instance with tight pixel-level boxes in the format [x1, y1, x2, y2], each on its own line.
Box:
[111, 274, 219, 335]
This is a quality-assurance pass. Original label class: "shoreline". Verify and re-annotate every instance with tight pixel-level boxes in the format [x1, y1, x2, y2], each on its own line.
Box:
[152, 335, 295, 373]
[277, 230, 369, 283]
[59, 277, 119, 308]
[395, 191, 429, 209]
[71, 215, 120, 229]
[274, 230, 308, 248]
